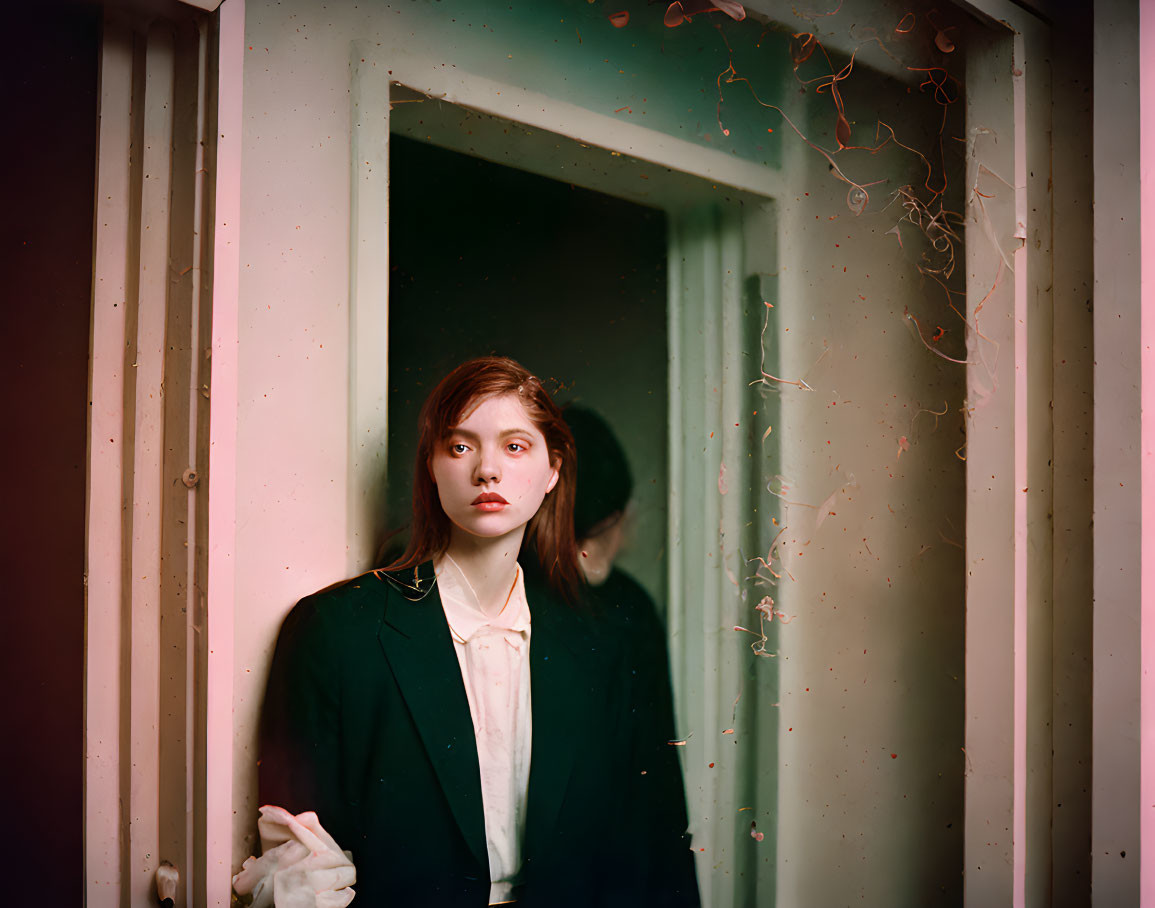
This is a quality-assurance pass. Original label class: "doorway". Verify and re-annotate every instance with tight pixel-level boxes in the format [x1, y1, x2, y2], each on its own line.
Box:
[385, 134, 670, 606]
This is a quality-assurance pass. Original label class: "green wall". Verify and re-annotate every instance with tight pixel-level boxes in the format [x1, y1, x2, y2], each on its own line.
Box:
[380, 0, 789, 169]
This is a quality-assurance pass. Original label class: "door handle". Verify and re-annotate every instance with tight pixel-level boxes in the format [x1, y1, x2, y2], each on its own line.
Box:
[156, 861, 178, 907]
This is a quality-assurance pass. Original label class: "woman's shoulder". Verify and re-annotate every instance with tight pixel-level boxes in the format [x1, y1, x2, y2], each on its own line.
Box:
[587, 568, 664, 639]
[281, 564, 429, 639]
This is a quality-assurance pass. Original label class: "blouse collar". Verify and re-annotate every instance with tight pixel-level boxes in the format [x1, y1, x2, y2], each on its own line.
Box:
[434, 553, 530, 644]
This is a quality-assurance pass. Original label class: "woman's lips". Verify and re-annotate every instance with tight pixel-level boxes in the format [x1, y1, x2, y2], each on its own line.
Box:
[471, 492, 508, 511]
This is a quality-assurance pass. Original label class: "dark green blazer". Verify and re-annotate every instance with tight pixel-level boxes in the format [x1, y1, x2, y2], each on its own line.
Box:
[259, 561, 699, 908]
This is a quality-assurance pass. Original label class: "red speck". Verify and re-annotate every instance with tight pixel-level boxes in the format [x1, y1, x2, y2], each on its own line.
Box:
[708, 762, 715, 768]
[891, 753, 898, 759]
[788, 727, 793, 731]
[767, 127, 774, 133]
[608, 10, 630, 27]
[805, 687, 810, 691]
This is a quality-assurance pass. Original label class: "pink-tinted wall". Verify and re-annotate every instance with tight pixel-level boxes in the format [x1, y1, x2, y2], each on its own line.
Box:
[1141, 1, 1155, 902]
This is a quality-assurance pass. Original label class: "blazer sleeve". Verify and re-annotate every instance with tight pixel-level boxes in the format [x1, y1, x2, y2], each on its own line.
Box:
[258, 594, 353, 847]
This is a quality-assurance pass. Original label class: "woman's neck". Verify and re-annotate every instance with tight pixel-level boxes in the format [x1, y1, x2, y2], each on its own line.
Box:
[442, 527, 524, 617]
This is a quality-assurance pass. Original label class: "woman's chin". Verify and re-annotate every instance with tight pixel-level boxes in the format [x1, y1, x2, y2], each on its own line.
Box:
[448, 516, 528, 543]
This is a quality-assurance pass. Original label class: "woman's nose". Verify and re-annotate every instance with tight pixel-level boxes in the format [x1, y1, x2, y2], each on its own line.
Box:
[473, 448, 501, 484]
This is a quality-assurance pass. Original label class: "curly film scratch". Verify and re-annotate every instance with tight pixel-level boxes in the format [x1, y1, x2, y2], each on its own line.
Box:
[711, 28, 887, 215]
[749, 303, 815, 392]
[791, 0, 844, 24]
[765, 477, 818, 511]
[718, 21, 968, 238]
[967, 127, 1018, 269]
[903, 307, 975, 365]
[745, 523, 792, 586]
[734, 594, 791, 658]
[909, 400, 950, 438]
[664, 0, 746, 29]
[663, 6, 974, 731]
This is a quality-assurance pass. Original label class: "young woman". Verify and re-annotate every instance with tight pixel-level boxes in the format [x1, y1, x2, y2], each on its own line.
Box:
[258, 356, 699, 908]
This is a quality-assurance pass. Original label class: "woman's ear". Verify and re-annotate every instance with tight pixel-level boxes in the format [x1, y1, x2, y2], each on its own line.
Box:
[545, 460, 560, 494]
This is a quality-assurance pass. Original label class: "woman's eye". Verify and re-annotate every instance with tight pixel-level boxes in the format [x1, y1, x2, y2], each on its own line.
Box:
[450, 443, 469, 455]
[507, 442, 525, 453]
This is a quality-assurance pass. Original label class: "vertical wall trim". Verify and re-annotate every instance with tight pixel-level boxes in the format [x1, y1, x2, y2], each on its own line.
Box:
[698, 208, 723, 903]
[1011, 29, 1029, 904]
[716, 214, 748, 898]
[1049, 0, 1094, 901]
[87, 8, 224, 905]
[667, 218, 689, 797]
[1020, 21, 1055, 908]
[963, 21, 1016, 906]
[205, 0, 243, 903]
[347, 44, 391, 574]
[667, 205, 755, 908]
[186, 21, 211, 906]
[1092, 0, 1142, 902]
[126, 24, 176, 907]
[743, 202, 781, 908]
[85, 18, 134, 907]
[961, 8, 1054, 905]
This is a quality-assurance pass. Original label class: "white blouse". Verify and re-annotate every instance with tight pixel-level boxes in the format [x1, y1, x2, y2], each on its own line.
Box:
[435, 555, 533, 906]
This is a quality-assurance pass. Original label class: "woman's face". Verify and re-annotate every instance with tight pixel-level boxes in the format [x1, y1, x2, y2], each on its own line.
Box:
[429, 392, 560, 544]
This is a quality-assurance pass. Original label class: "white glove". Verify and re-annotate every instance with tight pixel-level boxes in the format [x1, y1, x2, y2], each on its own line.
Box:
[232, 805, 357, 908]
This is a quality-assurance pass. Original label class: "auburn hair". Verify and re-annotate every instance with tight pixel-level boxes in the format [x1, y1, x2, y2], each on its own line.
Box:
[384, 356, 582, 602]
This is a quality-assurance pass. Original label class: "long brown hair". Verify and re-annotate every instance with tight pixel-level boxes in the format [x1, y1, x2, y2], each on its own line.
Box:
[384, 356, 582, 602]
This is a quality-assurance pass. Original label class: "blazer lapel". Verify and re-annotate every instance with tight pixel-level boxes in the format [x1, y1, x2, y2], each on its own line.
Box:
[523, 578, 599, 860]
[374, 568, 489, 875]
